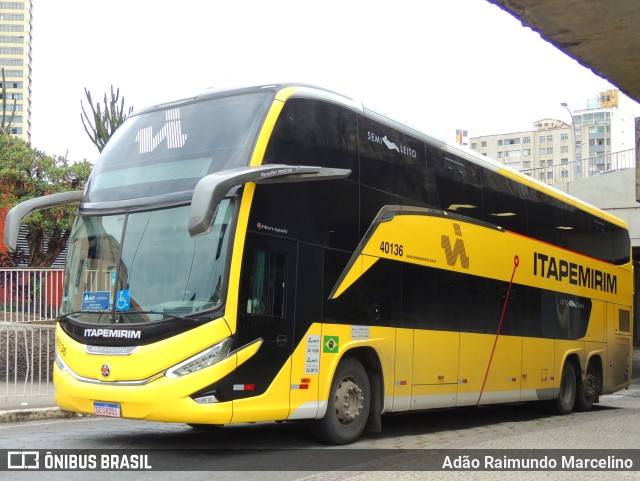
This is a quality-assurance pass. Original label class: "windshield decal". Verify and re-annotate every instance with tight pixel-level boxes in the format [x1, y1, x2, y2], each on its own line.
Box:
[81, 291, 111, 311]
[134, 107, 188, 154]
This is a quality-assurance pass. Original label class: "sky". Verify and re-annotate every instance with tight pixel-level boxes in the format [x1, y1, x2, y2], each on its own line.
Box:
[29, 0, 640, 163]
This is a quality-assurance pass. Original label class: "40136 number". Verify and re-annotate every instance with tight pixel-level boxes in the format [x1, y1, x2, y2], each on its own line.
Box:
[380, 241, 403, 257]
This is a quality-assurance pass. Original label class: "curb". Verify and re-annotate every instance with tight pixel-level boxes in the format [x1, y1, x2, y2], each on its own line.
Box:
[0, 407, 86, 423]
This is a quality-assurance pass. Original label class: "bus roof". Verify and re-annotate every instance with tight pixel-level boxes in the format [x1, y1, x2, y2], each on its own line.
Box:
[132, 83, 629, 231]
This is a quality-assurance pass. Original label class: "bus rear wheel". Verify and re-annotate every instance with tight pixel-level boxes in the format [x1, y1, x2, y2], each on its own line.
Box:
[311, 357, 371, 445]
[575, 360, 600, 412]
[545, 361, 576, 415]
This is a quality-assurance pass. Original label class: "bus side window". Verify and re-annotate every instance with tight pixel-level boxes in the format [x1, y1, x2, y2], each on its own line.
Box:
[241, 247, 287, 317]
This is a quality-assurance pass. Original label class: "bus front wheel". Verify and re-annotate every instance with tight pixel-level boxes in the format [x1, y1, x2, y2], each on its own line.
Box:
[311, 357, 371, 445]
[546, 361, 576, 415]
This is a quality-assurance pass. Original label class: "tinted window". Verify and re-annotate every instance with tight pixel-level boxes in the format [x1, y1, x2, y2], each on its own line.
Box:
[482, 170, 528, 234]
[358, 115, 428, 202]
[264, 98, 359, 176]
[430, 149, 484, 218]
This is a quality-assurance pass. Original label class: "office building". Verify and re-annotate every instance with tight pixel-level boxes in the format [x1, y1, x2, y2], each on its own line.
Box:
[0, 1, 31, 141]
[468, 89, 637, 185]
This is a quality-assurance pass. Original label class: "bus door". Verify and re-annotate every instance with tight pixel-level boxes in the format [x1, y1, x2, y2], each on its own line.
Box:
[232, 233, 297, 422]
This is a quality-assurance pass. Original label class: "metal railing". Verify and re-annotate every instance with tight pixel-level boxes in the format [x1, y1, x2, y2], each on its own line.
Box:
[520, 148, 636, 185]
[1, 268, 64, 323]
[1, 322, 55, 397]
[1, 268, 63, 398]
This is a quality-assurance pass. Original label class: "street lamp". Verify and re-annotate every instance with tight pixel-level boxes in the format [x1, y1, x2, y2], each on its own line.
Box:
[560, 102, 579, 180]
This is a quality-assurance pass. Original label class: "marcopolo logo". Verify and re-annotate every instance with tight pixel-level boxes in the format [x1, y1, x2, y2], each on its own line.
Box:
[441, 223, 470, 269]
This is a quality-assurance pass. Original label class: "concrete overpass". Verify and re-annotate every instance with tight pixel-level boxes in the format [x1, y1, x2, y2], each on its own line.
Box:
[487, 0, 640, 104]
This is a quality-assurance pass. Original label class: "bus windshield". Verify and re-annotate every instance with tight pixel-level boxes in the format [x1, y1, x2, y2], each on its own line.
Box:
[84, 91, 273, 203]
[61, 199, 235, 324]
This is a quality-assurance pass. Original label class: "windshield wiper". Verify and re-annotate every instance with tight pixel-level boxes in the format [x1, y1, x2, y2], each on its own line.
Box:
[59, 310, 196, 324]
[58, 310, 110, 321]
[124, 310, 198, 323]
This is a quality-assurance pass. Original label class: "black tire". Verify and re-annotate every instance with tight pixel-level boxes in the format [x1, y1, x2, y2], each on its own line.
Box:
[311, 357, 371, 445]
[575, 360, 600, 412]
[545, 361, 577, 415]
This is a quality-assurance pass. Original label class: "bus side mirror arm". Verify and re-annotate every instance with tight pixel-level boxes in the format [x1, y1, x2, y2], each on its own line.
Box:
[188, 164, 351, 237]
[3, 190, 84, 252]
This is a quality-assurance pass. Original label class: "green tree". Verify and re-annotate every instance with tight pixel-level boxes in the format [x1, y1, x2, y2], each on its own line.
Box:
[0, 136, 92, 267]
[81, 85, 133, 153]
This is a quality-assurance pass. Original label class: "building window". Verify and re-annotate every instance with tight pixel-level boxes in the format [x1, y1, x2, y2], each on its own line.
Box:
[540, 160, 546, 167]
[0, 81, 23, 89]
[561, 170, 569, 178]
[0, 14, 24, 20]
[481, 141, 487, 148]
[0, 25, 23, 33]
[0, 3, 25, 9]
[539, 148, 546, 156]
[470, 142, 477, 149]
[0, 36, 24, 44]
[523, 137, 531, 144]
[505, 138, 520, 145]
[523, 161, 531, 168]
[546, 135, 553, 142]
[0, 69, 22, 77]
[560, 133, 568, 141]
[0, 47, 23, 55]
[0, 58, 22, 66]
[497, 140, 503, 146]
[0, 92, 22, 99]
[547, 147, 553, 154]
[561, 158, 568, 164]
[523, 149, 530, 156]
[561, 146, 568, 153]
[497, 151, 503, 158]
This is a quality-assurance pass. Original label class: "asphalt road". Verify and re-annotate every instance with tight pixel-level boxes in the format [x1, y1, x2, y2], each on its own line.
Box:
[1, 384, 640, 480]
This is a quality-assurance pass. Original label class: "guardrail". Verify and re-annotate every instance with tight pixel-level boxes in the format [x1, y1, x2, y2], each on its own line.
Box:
[520, 148, 636, 185]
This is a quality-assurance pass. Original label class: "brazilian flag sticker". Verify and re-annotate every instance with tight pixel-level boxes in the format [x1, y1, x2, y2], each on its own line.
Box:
[323, 336, 339, 353]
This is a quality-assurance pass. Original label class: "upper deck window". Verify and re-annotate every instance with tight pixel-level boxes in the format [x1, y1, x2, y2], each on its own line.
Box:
[85, 91, 273, 203]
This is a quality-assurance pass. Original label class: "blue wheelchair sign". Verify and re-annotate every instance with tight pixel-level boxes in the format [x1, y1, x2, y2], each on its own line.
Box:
[115, 290, 131, 311]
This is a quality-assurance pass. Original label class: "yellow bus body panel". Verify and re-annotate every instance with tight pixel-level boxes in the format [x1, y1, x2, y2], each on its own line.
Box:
[54, 320, 247, 424]
[333, 211, 632, 305]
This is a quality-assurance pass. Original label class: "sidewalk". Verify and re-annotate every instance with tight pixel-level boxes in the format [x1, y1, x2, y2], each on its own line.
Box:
[0, 382, 79, 422]
[1, 346, 640, 423]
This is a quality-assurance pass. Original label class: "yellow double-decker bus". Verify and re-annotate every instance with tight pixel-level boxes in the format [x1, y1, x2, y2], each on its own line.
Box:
[4, 84, 633, 444]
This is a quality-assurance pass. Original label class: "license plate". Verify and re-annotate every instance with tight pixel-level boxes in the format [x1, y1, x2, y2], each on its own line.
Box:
[94, 401, 121, 417]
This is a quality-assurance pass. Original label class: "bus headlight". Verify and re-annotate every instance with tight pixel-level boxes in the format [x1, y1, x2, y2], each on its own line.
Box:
[55, 352, 69, 373]
[165, 338, 232, 378]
